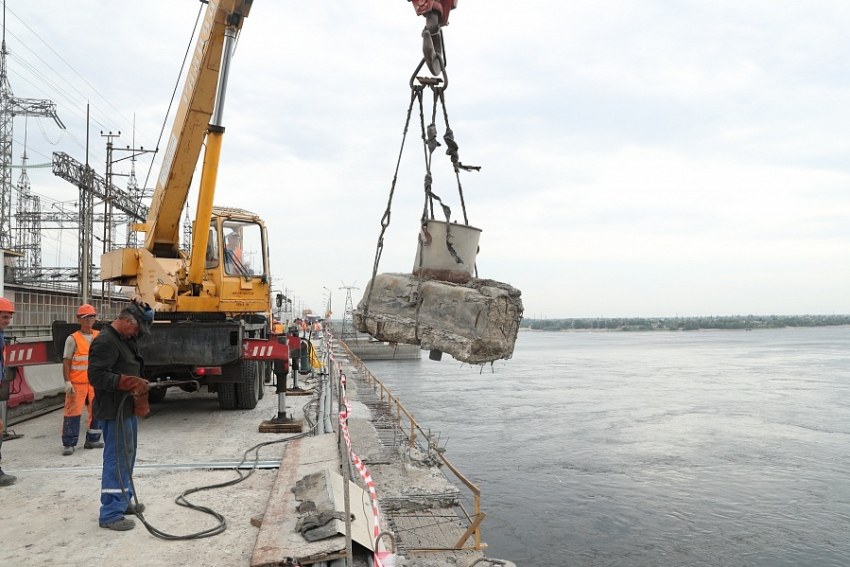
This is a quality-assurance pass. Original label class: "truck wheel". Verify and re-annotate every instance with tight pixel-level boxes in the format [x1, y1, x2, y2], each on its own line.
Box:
[148, 387, 167, 404]
[217, 382, 238, 410]
[236, 361, 260, 409]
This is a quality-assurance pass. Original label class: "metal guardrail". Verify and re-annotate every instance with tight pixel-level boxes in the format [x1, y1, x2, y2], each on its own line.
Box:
[335, 337, 487, 552]
[5, 326, 53, 339]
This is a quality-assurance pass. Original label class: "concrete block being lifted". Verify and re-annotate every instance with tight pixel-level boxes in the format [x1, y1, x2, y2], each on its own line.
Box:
[354, 273, 524, 364]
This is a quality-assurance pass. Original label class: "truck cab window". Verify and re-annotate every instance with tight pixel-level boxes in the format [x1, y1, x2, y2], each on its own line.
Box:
[223, 221, 264, 276]
[205, 224, 220, 268]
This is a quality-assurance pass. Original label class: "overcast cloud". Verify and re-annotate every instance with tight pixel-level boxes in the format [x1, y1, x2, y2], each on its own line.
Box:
[8, 1, 850, 318]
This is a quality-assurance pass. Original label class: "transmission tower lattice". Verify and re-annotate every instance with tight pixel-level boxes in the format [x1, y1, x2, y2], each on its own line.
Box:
[339, 283, 360, 342]
[182, 207, 192, 252]
[0, 15, 65, 251]
[51, 151, 147, 301]
[15, 118, 40, 274]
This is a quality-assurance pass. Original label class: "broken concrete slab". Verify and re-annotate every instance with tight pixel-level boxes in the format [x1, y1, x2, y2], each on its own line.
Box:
[354, 273, 523, 365]
[292, 468, 376, 551]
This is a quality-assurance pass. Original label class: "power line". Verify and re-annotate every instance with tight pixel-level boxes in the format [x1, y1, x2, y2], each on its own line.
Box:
[141, 1, 206, 198]
[4, 68, 92, 156]
[6, 43, 123, 135]
[9, 58, 119, 141]
[5, 5, 152, 147]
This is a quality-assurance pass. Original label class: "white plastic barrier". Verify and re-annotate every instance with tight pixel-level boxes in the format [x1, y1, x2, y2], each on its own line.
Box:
[22, 363, 64, 400]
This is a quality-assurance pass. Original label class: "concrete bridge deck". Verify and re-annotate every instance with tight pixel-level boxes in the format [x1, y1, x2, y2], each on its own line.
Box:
[0, 337, 503, 567]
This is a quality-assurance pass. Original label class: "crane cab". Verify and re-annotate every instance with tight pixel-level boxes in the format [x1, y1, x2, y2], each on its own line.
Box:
[101, 206, 270, 317]
[201, 206, 271, 314]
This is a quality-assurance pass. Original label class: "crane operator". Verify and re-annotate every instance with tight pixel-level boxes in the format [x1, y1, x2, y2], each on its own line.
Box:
[224, 232, 243, 275]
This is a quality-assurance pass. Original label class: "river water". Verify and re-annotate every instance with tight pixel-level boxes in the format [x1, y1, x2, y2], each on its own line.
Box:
[364, 327, 850, 567]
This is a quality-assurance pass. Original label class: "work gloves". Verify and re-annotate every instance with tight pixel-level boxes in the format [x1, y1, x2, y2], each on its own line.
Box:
[134, 393, 150, 418]
[64, 382, 75, 395]
[118, 374, 151, 418]
[118, 374, 149, 396]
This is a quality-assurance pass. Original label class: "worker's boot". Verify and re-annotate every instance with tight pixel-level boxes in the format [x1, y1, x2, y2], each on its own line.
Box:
[84, 440, 104, 449]
[62, 446, 75, 456]
[0, 467, 17, 487]
[99, 517, 135, 531]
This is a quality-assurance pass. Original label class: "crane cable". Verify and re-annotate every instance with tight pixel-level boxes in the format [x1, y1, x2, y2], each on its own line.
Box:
[362, 86, 421, 323]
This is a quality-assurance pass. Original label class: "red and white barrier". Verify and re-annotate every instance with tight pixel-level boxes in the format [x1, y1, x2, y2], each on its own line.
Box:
[20, 365, 64, 401]
[3, 340, 64, 407]
[329, 335, 389, 567]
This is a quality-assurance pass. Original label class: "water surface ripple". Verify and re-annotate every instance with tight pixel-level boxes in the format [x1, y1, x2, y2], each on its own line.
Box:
[365, 327, 850, 567]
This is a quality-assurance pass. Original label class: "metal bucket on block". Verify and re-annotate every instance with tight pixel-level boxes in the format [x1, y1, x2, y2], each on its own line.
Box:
[413, 220, 481, 283]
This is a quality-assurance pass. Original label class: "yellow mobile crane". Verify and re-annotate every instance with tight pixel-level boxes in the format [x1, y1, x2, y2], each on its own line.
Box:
[101, 0, 281, 409]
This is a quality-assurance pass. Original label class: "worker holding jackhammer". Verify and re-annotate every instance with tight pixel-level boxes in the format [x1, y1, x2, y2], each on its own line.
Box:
[61, 304, 103, 456]
[88, 297, 153, 531]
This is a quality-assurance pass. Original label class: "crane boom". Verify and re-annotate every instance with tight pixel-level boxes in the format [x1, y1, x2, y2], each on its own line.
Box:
[143, 0, 252, 257]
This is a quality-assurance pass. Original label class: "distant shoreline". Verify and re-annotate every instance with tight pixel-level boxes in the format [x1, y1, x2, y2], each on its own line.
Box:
[519, 325, 850, 333]
[520, 315, 850, 332]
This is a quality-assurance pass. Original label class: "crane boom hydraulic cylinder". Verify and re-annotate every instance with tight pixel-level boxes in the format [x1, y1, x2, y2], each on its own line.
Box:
[188, 26, 238, 286]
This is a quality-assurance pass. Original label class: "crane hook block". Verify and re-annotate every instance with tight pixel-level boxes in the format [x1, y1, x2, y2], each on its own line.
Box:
[411, 0, 458, 26]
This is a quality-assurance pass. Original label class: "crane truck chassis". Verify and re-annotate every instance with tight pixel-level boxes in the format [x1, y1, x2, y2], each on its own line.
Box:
[47, 319, 289, 410]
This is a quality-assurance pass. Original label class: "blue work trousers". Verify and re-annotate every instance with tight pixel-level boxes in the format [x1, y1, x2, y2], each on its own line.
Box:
[99, 417, 137, 525]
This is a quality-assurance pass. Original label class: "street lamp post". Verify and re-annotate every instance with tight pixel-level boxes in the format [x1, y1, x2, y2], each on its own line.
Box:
[323, 286, 332, 318]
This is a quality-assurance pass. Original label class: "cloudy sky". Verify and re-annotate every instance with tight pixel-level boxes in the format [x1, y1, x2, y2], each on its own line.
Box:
[8, 1, 850, 318]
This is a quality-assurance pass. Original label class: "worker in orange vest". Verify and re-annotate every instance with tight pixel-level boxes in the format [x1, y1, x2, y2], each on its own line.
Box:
[61, 304, 103, 455]
[273, 319, 284, 335]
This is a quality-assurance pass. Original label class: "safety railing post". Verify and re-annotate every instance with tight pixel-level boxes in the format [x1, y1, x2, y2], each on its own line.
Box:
[475, 493, 481, 549]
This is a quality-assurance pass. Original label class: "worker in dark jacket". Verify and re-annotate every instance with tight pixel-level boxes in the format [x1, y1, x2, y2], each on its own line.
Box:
[88, 298, 153, 531]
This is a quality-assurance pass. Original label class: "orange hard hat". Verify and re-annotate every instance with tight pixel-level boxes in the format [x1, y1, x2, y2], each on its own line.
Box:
[77, 303, 97, 317]
[0, 297, 15, 313]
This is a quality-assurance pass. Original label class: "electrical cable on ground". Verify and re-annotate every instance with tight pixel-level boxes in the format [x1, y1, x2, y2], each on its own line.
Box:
[113, 389, 315, 541]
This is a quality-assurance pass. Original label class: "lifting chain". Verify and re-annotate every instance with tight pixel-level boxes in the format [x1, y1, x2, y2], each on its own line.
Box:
[364, 68, 480, 337]
[363, 87, 423, 323]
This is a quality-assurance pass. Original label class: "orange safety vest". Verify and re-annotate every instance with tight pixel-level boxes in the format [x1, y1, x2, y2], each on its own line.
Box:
[69, 330, 99, 384]
[273, 323, 284, 334]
